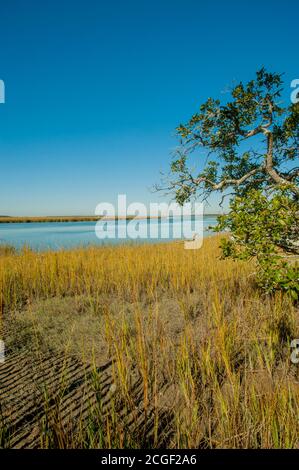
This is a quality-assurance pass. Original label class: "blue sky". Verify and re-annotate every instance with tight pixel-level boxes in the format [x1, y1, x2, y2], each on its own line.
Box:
[0, 0, 298, 216]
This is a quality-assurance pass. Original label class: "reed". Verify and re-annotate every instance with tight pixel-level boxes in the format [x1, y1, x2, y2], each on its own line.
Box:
[1, 236, 298, 448]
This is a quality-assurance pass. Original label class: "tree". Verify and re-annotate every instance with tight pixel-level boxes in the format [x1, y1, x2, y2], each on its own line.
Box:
[159, 68, 299, 297]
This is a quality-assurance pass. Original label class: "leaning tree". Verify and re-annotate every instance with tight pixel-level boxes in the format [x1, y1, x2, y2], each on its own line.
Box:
[159, 69, 299, 297]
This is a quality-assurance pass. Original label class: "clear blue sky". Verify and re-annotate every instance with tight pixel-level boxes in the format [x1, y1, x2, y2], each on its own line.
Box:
[0, 0, 298, 216]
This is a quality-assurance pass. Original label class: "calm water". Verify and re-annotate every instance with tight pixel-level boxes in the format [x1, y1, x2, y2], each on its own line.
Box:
[0, 216, 218, 251]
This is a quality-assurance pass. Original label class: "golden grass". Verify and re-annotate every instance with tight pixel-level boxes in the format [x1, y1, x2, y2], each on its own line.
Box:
[1, 235, 299, 448]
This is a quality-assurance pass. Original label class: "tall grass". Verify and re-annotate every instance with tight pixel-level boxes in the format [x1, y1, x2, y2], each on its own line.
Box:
[1, 236, 299, 448]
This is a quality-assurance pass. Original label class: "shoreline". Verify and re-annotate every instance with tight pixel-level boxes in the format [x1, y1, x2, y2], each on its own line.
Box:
[0, 214, 221, 224]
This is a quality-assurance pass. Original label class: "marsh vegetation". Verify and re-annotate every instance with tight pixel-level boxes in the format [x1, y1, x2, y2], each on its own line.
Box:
[1, 236, 298, 448]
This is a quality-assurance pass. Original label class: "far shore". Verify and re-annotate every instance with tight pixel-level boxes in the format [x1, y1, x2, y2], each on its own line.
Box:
[0, 214, 220, 224]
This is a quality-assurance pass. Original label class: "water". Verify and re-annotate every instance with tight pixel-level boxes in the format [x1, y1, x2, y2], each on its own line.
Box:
[0, 216, 219, 251]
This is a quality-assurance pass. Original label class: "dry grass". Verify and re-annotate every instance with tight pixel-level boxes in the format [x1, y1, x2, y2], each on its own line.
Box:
[1, 235, 299, 448]
[0, 245, 17, 257]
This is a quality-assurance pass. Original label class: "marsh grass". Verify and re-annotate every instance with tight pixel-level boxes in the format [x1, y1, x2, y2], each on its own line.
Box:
[0, 216, 101, 223]
[0, 215, 148, 223]
[1, 236, 299, 448]
[0, 244, 16, 257]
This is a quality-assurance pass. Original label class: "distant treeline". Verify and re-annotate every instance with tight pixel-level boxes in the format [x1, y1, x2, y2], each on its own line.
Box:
[0, 216, 132, 223]
[0, 214, 219, 224]
[0, 216, 100, 223]
[0, 215, 159, 223]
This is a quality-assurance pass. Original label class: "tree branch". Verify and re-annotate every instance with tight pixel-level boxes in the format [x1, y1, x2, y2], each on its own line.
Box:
[265, 132, 299, 194]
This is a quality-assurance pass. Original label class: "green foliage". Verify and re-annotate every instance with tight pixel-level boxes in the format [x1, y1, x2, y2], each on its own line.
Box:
[169, 69, 298, 199]
[164, 68, 299, 295]
[215, 189, 299, 299]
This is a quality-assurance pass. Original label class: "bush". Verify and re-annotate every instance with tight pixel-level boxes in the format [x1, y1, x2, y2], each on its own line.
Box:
[216, 189, 299, 299]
